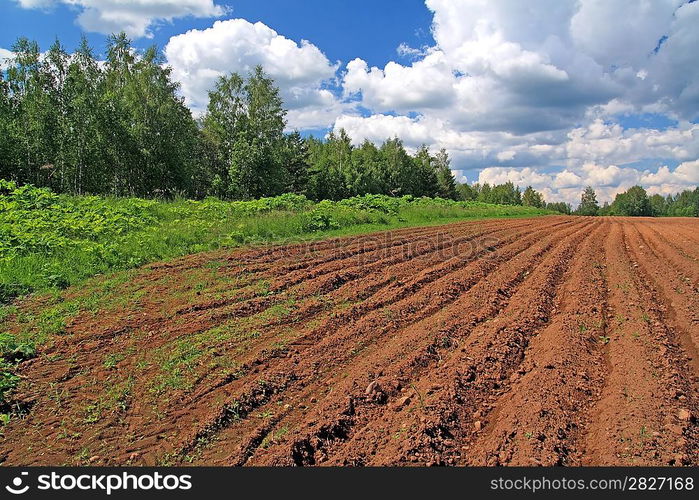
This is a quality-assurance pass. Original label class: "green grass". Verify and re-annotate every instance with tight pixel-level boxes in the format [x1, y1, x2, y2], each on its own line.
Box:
[261, 426, 289, 448]
[1, 180, 555, 303]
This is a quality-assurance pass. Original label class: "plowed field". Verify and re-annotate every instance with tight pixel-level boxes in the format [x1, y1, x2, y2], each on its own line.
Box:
[2, 216, 698, 466]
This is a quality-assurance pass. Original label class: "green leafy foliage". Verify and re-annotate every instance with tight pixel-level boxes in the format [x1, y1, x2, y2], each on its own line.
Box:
[609, 185, 653, 216]
[337, 194, 404, 215]
[0, 330, 33, 408]
[577, 186, 600, 216]
[0, 183, 553, 303]
[0, 331, 37, 363]
[522, 186, 545, 208]
[581, 185, 697, 217]
[0, 180, 157, 259]
[302, 201, 343, 231]
[0, 362, 19, 406]
[0, 34, 695, 220]
[546, 202, 572, 215]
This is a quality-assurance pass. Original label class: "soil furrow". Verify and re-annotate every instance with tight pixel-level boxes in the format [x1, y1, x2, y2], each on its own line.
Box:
[456, 221, 611, 466]
[165, 219, 592, 465]
[581, 221, 695, 466]
[2, 216, 697, 468]
[233, 219, 595, 466]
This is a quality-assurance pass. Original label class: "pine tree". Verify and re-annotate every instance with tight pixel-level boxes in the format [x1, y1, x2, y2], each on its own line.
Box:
[577, 186, 600, 215]
[522, 186, 545, 208]
[434, 148, 458, 200]
[282, 131, 309, 195]
[412, 145, 440, 197]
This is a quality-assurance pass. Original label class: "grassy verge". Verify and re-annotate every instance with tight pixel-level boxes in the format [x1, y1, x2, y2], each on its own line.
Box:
[1, 180, 555, 302]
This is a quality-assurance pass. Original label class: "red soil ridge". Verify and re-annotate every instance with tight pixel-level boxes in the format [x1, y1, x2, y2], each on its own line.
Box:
[1, 216, 697, 466]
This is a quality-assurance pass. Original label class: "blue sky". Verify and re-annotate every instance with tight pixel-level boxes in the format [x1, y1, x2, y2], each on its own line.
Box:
[0, 1, 435, 69]
[1, 0, 698, 204]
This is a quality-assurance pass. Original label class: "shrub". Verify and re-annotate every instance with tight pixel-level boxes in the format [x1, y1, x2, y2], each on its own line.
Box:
[302, 201, 341, 231]
[0, 362, 20, 406]
[338, 194, 403, 215]
[0, 332, 37, 363]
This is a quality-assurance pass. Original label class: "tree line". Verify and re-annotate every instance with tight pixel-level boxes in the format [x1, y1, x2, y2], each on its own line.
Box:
[576, 185, 699, 217]
[0, 34, 463, 201]
[0, 34, 564, 209]
[455, 181, 571, 213]
[0, 35, 199, 197]
[0, 35, 695, 217]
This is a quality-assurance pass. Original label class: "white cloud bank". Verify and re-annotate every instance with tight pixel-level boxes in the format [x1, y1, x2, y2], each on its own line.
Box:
[478, 160, 699, 206]
[331, 0, 699, 202]
[14, 0, 227, 38]
[163, 18, 348, 130]
[0, 48, 15, 71]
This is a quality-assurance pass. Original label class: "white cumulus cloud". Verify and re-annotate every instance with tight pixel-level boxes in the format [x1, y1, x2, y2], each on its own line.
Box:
[477, 161, 699, 206]
[566, 119, 699, 167]
[164, 18, 344, 129]
[343, 52, 456, 112]
[331, 0, 698, 199]
[14, 0, 227, 38]
[14, 0, 53, 7]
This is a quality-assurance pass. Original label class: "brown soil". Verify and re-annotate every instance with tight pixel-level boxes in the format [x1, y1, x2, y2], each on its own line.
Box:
[1, 216, 697, 466]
